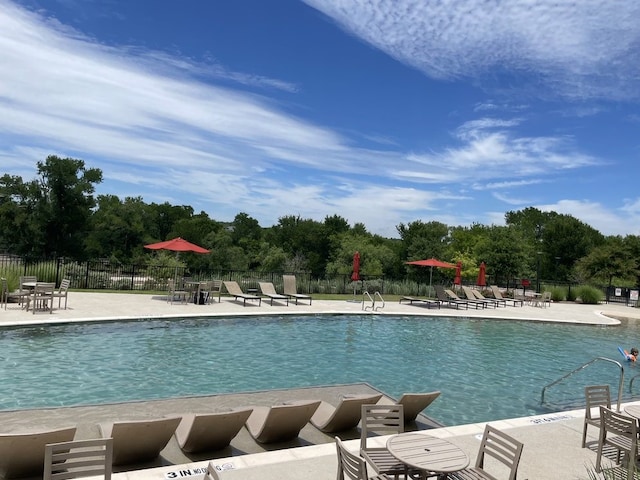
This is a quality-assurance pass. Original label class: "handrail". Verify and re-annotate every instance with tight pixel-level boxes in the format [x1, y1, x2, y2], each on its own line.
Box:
[362, 291, 374, 311]
[540, 357, 624, 411]
[373, 291, 385, 311]
[629, 373, 640, 393]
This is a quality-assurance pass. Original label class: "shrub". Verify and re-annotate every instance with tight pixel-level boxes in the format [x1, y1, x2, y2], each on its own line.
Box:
[549, 286, 566, 302]
[566, 286, 578, 302]
[576, 285, 604, 304]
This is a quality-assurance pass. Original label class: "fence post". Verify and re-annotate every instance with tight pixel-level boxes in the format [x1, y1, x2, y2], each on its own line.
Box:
[85, 261, 90, 289]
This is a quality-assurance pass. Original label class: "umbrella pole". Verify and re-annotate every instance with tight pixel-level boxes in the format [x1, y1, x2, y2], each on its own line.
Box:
[429, 266, 433, 298]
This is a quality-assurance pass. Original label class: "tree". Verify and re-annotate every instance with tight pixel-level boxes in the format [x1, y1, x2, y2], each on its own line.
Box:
[35, 156, 102, 258]
[475, 226, 530, 285]
[574, 236, 637, 287]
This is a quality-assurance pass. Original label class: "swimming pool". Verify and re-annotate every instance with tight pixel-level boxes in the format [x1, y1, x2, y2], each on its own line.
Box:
[0, 314, 637, 426]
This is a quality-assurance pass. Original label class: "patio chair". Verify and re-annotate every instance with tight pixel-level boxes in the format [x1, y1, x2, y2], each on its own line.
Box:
[244, 399, 320, 444]
[51, 278, 71, 309]
[0, 426, 77, 479]
[448, 425, 524, 480]
[582, 384, 611, 448]
[282, 275, 312, 305]
[258, 282, 289, 306]
[360, 404, 425, 479]
[175, 408, 253, 453]
[490, 285, 524, 307]
[98, 416, 181, 465]
[167, 278, 188, 304]
[26, 282, 56, 314]
[222, 281, 262, 307]
[335, 436, 391, 480]
[44, 438, 112, 480]
[0, 277, 8, 309]
[595, 406, 639, 480]
[462, 286, 506, 308]
[309, 393, 383, 433]
[396, 391, 441, 423]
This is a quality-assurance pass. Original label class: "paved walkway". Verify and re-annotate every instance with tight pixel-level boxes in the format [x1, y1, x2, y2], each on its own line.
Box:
[2, 292, 640, 479]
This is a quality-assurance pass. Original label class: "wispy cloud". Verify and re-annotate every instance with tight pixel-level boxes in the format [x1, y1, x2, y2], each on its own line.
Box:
[303, 0, 640, 101]
[0, 0, 627, 237]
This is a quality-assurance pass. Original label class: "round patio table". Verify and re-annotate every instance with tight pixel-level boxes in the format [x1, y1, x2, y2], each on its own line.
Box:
[387, 432, 469, 478]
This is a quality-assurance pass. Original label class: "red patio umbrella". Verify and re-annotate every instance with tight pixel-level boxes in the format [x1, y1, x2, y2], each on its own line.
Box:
[351, 251, 361, 281]
[144, 237, 210, 284]
[453, 261, 462, 285]
[477, 262, 487, 287]
[144, 237, 210, 254]
[406, 258, 456, 296]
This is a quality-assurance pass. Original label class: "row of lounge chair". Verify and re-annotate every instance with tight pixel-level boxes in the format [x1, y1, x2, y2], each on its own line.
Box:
[401, 285, 525, 310]
[0, 392, 440, 478]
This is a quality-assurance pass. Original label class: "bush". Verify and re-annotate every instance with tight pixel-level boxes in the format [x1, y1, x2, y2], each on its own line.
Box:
[549, 286, 566, 302]
[566, 286, 578, 302]
[576, 285, 604, 304]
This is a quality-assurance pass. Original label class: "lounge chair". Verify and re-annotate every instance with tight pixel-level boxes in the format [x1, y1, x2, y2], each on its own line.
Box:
[0, 426, 76, 479]
[98, 416, 181, 465]
[44, 438, 112, 480]
[445, 288, 488, 309]
[282, 275, 312, 305]
[258, 282, 289, 306]
[310, 393, 383, 433]
[399, 296, 440, 309]
[395, 391, 441, 422]
[175, 408, 253, 453]
[450, 424, 524, 480]
[490, 285, 524, 307]
[244, 399, 321, 443]
[222, 281, 262, 307]
[461, 286, 501, 308]
[434, 285, 469, 310]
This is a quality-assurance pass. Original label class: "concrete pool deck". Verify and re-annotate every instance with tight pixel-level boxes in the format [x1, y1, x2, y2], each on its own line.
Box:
[2, 292, 640, 479]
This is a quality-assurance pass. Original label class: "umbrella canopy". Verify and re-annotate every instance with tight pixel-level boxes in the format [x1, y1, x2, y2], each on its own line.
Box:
[477, 262, 487, 287]
[406, 258, 455, 268]
[406, 258, 456, 297]
[453, 261, 462, 285]
[144, 237, 210, 254]
[351, 251, 361, 281]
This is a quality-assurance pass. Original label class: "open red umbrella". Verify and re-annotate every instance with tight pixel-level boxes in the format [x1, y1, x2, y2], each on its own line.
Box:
[144, 237, 210, 254]
[454, 261, 462, 285]
[477, 262, 487, 287]
[144, 237, 210, 285]
[406, 258, 456, 296]
[351, 251, 360, 281]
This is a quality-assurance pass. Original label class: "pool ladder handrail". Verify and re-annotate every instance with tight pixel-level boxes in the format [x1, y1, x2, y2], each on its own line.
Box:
[628, 372, 640, 393]
[362, 291, 385, 311]
[540, 356, 623, 411]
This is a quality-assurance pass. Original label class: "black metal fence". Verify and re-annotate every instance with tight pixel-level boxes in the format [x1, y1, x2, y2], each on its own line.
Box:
[0, 255, 383, 295]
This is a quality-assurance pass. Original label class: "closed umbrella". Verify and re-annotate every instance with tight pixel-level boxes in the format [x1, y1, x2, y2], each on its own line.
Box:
[406, 258, 456, 297]
[477, 262, 487, 287]
[350, 251, 361, 300]
[351, 251, 361, 281]
[454, 261, 462, 285]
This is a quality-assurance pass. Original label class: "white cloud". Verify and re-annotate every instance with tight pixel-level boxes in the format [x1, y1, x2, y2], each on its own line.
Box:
[303, 0, 640, 100]
[537, 200, 640, 236]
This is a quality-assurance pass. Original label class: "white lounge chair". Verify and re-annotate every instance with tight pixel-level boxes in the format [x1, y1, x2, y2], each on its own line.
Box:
[258, 282, 289, 306]
[222, 281, 262, 306]
[0, 426, 76, 479]
[245, 400, 320, 443]
[98, 417, 181, 465]
[175, 408, 253, 453]
[310, 393, 383, 433]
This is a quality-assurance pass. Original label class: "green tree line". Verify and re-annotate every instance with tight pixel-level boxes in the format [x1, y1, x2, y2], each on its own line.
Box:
[1, 156, 639, 288]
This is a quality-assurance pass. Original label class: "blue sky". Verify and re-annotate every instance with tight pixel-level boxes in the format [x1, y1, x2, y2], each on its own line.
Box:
[1, 0, 639, 238]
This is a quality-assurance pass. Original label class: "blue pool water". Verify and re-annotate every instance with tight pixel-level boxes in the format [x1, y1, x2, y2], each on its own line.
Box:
[0, 314, 638, 426]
